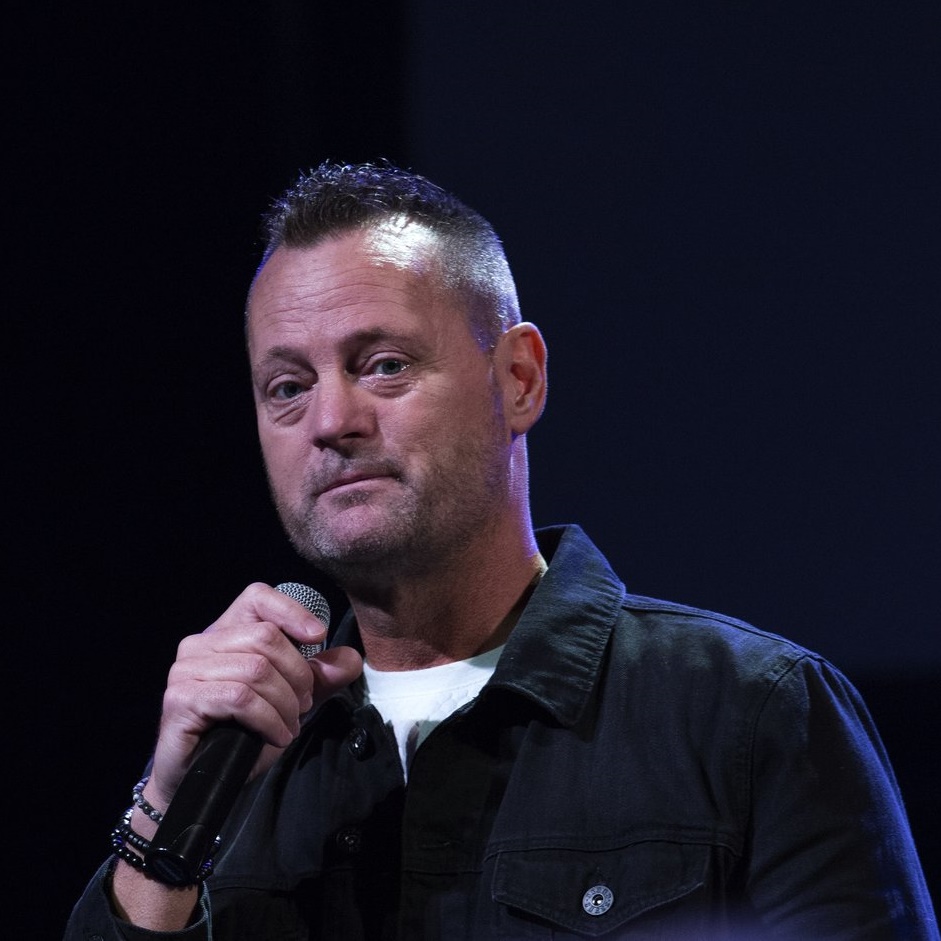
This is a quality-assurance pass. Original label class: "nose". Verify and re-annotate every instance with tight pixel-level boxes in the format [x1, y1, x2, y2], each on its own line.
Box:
[306, 374, 376, 450]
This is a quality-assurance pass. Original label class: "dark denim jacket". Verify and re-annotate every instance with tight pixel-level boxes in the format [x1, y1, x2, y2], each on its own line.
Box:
[66, 525, 938, 940]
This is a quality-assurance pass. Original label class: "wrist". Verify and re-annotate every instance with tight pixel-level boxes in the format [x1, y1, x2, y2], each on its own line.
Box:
[130, 778, 166, 839]
[110, 774, 220, 887]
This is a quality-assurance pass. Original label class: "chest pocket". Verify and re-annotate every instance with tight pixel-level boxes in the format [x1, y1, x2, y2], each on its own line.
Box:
[491, 840, 709, 937]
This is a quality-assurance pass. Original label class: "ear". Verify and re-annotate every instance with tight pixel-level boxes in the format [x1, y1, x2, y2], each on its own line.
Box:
[494, 322, 548, 436]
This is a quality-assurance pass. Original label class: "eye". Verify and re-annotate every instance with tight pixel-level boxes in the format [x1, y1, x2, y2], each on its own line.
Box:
[369, 358, 409, 377]
[270, 379, 307, 400]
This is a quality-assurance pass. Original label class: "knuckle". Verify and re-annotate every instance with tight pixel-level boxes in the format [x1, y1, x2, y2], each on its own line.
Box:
[240, 650, 277, 685]
[242, 581, 274, 605]
[246, 620, 289, 664]
[220, 679, 258, 712]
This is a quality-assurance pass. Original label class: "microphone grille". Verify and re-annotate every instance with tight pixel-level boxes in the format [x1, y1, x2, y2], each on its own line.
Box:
[275, 582, 331, 659]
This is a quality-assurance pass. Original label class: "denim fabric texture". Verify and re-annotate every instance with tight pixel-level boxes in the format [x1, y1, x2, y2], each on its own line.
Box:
[66, 525, 938, 940]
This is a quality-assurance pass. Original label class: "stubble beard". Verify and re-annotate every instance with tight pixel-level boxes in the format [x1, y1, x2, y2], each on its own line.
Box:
[271, 423, 509, 594]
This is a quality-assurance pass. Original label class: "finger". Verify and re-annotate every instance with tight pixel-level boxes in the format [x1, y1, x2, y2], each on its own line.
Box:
[179, 616, 319, 706]
[164, 657, 302, 738]
[170, 644, 313, 731]
[206, 582, 329, 651]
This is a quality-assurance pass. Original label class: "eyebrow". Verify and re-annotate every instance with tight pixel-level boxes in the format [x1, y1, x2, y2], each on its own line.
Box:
[251, 345, 309, 376]
[252, 328, 428, 375]
[340, 327, 421, 349]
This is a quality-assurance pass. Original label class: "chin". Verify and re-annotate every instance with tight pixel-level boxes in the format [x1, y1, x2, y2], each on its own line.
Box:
[291, 520, 409, 567]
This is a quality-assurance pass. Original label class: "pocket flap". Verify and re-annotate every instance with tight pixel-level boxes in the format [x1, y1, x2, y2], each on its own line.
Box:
[492, 840, 707, 936]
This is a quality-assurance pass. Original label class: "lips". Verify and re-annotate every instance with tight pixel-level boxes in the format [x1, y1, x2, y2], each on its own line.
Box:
[317, 473, 387, 496]
[310, 461, 401, 499]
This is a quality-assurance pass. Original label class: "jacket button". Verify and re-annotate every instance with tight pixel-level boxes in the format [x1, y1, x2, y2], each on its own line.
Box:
[582, 884, 614, 916]
[335, 827, 363, 855]
[347, 726, 370, 759]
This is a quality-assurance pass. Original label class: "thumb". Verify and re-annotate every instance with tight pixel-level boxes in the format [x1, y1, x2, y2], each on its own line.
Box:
[309, 645, 364, 699]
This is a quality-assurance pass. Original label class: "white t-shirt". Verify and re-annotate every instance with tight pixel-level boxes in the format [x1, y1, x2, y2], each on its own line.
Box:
[362, 646, 504, 781]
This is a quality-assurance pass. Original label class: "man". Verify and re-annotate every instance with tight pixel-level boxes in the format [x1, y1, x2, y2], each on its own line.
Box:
[66, 162, 937, 939]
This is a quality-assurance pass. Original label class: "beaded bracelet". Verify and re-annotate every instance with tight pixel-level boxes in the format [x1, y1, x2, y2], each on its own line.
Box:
[110, 831, 219, 884]
[111, 796, 222, 885]
[113, 806, 152, 853]
[131, 776, 165, 823]
[110, 827, 147, 871]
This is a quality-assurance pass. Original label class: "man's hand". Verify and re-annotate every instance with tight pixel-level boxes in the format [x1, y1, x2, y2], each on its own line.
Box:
[148, 582, 362, 810]
[111, 583, 362, 931]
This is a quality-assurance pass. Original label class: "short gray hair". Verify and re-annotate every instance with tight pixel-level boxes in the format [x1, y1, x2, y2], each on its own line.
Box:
[258, 161, 520, 348]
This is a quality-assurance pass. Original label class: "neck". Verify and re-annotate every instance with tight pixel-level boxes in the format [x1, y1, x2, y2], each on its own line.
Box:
[347, 527, 546, 671]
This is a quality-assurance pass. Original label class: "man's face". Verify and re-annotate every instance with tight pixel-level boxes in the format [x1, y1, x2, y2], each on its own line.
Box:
[247, 225, 513, 588]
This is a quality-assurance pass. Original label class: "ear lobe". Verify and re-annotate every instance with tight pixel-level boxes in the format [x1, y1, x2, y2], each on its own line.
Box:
[497, 323, 548, 435]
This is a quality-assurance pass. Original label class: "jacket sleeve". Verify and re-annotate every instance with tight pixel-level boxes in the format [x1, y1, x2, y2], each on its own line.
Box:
[744, 654, 938, 939]
[63, 859, 211, 941]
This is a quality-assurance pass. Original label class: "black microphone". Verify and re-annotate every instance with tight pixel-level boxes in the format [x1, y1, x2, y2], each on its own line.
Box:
[144, 582, 331, 886]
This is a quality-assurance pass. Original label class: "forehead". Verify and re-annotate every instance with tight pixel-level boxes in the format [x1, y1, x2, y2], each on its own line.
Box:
[246, 226, 467, 347]
[252, 223, 441, 299]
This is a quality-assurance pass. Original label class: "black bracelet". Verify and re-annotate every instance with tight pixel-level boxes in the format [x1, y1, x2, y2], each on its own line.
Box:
[110, 828, 147, 871]
[131, 776, 165, 823]
[113, 807, 152, 853]
[110, 808, 221, 884]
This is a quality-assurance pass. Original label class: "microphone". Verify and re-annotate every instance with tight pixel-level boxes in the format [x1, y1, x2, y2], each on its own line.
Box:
[144, 582, 331, 886]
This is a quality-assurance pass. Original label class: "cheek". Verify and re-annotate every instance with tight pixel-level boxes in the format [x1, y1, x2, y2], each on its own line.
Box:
[390, 391, 471, 452]
[259, 428, 306, 488]
[404, 391, 503, 465]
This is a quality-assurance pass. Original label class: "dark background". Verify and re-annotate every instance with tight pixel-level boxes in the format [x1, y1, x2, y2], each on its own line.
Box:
[7, 2, 938, 935]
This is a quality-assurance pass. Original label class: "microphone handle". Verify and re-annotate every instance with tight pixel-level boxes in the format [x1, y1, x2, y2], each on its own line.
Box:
[144, 722, 262, 886]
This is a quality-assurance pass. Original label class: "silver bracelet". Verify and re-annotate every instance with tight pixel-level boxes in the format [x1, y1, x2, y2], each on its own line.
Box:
[131, 776, 165, 823]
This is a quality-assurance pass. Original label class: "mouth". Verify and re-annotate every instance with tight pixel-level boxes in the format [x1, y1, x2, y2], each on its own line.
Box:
[315, 472, 393, 498]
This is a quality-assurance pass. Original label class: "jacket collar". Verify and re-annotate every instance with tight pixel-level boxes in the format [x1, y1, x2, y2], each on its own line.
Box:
[327, 524, 626, 729]
[487, 525, 626, 727]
